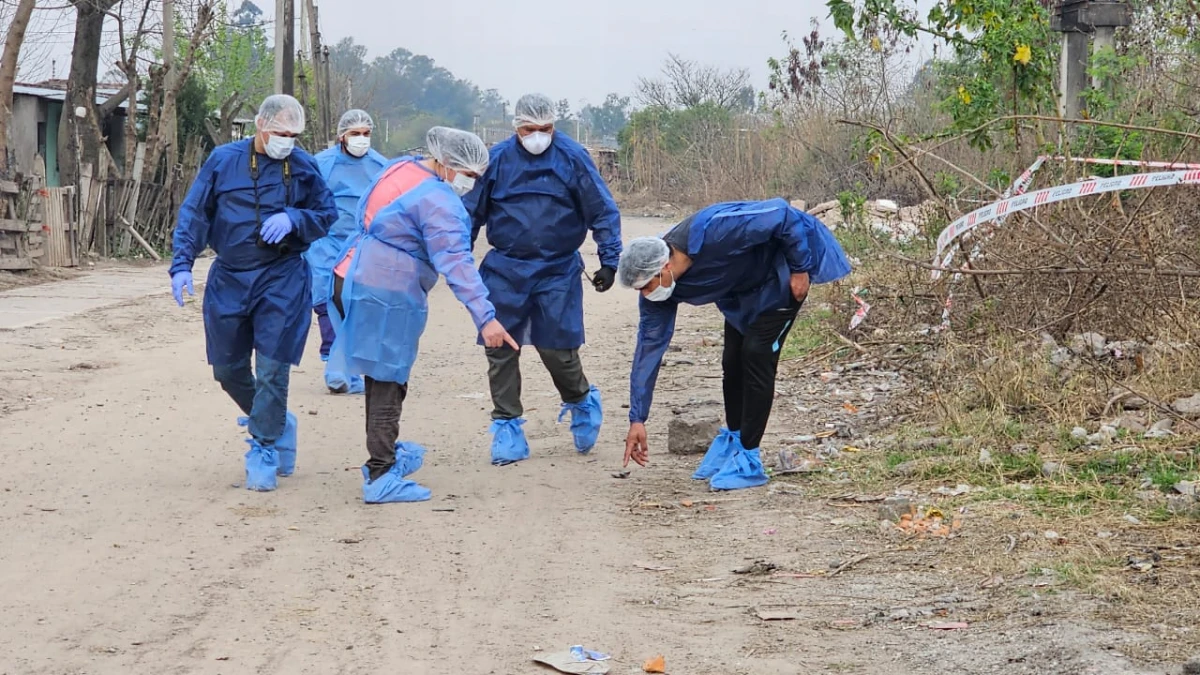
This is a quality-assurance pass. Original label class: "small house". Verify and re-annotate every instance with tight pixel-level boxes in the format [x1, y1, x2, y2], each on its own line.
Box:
[8, 81, 136, 186]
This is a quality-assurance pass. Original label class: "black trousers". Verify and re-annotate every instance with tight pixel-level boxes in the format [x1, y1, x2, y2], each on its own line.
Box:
[485, 346, 590, 420]
[332, 274, 408, 481]
[721, 298, 802, 451]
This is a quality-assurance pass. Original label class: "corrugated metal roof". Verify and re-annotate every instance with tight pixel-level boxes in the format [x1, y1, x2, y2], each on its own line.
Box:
[12, 83, 143, 111]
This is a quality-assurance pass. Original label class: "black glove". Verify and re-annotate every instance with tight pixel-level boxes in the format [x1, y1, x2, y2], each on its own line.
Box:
[592, 266, 616, 292]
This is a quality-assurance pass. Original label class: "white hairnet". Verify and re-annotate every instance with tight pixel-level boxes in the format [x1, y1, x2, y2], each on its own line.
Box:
[256, 94, 305, 134]
[426, 126, 489, 175]
[513, 93, 556, 128]
[618, 237, 671, 288]
[337, 109, 373, 137]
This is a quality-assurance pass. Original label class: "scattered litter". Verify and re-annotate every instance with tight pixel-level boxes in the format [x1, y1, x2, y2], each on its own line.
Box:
[570, 646, 611, 662]
[762, 528, 777, 535]
[432, 508, 455, 513]
[336, 538, 362, 545]
[932, 484, 973, 497]
[680, 500, 694, 507]
[456, 392, 486, 399]
[776, 448, 822, 474]
[634, 562, 674, 572]
[611, 471, 630, 479]
[889, 506, 962, 538]
[830, 618, 861, 629]
[755, 609, 798, 621]
[928, 621, 970, 630]
[287, 526, 299, 531]
[1124, 514, 1142, 525]
[843, 402, 860, 414]
[642, 655, 666, 673]
[534, 650, 612, 674]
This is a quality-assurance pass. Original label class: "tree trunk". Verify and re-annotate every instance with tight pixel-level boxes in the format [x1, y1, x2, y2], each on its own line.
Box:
[59, 0, 121, 187]
[0, 0, 37, 174]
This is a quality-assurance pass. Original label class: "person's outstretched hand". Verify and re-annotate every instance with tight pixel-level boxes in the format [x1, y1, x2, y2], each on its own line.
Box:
[481, 319, 520, 351]
[171, 271, 194, 307]
[624, 422, 649, 467]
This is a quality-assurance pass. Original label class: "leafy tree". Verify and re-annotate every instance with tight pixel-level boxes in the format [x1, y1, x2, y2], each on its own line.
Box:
[827, 0, 1056, 149]
[580, 93, 631, 139]
[194, 0, 273, 133]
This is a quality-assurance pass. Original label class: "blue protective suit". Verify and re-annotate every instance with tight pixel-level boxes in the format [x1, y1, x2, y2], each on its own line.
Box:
[171, 139, 337, 366]
[463, 134, 622, 349]
[628, 199, 851, 423]
[304, 146, 389, 307]
[327, 158, 497, 384]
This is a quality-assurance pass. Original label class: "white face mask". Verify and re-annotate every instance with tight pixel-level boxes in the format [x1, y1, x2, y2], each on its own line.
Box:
[451, 173, 476, 196]
[344, 135, 370, 157]
[520, 131, 552, 155]
[265, 134, 295, 160]
[644, 269, 675, 302]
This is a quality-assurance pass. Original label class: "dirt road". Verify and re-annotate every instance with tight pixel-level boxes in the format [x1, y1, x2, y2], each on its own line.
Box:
[0, 217, 1167, 674]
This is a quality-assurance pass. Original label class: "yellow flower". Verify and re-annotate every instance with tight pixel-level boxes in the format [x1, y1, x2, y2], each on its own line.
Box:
[957, 86, 972, 105]
[1013, 44, 1033, 65]
[870, 36, 882, 52]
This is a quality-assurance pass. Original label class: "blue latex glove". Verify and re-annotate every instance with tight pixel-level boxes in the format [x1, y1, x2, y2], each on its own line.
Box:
[260, 212, 294, 245]
[171, 270, 193, 307]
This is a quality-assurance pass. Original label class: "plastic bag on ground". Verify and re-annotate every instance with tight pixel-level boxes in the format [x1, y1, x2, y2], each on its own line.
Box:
[710, 446, 769, 491]
[558, 385, 603, 453]
[395, 441, 426, 477]
[490, 418, 530, 466]
[244, 439, 279, 492]
[361, 464, 431, 503]
[692, 428, 739, 480]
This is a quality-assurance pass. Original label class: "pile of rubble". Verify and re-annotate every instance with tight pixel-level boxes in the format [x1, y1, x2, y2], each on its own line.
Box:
[793, 198, 937, 243]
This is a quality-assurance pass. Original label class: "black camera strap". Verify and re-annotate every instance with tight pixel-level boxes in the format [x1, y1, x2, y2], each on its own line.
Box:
[249, 149, 293, 238]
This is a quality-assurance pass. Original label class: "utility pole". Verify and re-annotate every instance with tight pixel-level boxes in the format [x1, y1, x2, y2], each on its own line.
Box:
[273, 0, 295, 95]
[321, 45, 333, 146]
[1051, 0, 1132, 122]
[304, 0, 326, 144]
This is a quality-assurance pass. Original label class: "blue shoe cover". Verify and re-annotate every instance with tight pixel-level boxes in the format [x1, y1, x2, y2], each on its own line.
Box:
[244, 439, 279, 492]
[710, 446, 769, 491]
[490, 418, 530, 466]
[395, 441, 426, 477]
[277, 412, 298, 477]
[238, 412, 298, 477]
[558, 385, 603, 454]
[361, 465, 431, 503]
[692, 428, 739, 481]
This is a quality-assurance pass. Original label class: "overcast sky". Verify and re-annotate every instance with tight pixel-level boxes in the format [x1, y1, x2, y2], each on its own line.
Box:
[316, 0, 838, 107]
[11, 0, 936, 110]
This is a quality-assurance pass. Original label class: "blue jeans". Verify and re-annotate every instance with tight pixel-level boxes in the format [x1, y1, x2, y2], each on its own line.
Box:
[213, 352, 290, 444]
